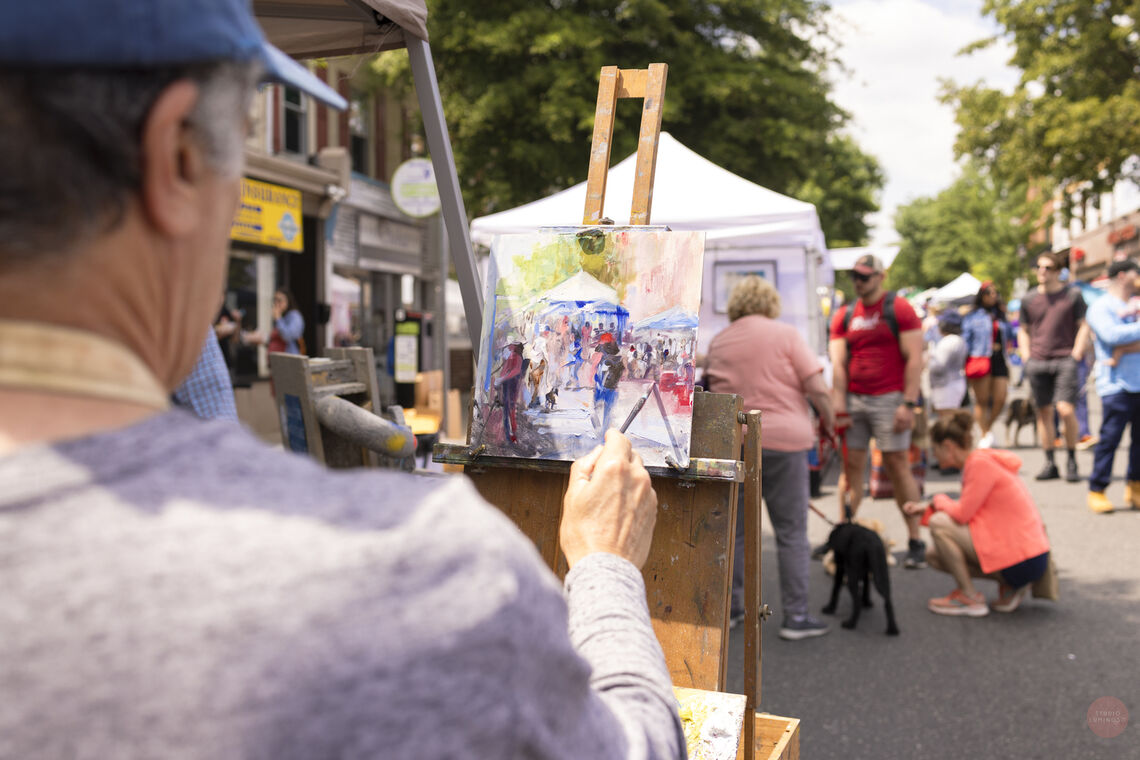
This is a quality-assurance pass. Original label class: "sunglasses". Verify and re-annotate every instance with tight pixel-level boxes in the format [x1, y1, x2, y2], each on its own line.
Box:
[853, 271, 875, 282]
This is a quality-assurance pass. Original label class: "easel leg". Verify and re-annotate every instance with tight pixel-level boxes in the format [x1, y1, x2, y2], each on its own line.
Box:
[742, 410, 763, 753]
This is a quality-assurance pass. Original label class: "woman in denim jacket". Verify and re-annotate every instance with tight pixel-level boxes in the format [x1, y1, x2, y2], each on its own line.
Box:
[962, 282, 1012, 448]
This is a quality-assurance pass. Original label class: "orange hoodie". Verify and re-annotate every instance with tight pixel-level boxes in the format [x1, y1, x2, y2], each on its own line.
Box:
[930, 449, 1050, 574]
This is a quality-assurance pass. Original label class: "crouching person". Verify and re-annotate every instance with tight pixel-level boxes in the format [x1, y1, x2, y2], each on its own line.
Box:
[903, 412, 1051, 617]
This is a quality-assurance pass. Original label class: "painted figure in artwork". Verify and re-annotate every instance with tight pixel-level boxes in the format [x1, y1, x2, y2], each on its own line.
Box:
[494, 341, 524, 443]
[527, 324, 558, 410]
[563, 324, 585, 389]
[592, 334, 625, 433]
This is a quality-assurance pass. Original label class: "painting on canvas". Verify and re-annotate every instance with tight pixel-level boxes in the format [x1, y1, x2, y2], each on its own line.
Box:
[470, 227, 705, 467]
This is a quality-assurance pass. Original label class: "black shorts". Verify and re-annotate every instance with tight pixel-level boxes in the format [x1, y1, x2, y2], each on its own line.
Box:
[990, 350, 1009, 378]
[1025, 357, 1079, 408]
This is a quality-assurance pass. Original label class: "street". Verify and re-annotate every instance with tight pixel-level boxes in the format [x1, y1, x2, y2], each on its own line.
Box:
[729, 392, 1140, 758]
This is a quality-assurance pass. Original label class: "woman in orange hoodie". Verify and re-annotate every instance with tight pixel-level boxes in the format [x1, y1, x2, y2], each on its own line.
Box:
[903, 411, 1051, 617]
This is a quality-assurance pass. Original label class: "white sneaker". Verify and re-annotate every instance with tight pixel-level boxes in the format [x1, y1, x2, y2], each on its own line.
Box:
[978, 432, 994, 449]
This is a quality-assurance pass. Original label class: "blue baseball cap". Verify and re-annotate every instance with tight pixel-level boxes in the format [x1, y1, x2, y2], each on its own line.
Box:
[938, 310, 962, 329]
[0, 0, 346, 110]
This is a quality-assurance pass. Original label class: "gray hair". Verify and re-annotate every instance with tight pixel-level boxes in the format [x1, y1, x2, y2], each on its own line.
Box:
[0, 61, 261, 264]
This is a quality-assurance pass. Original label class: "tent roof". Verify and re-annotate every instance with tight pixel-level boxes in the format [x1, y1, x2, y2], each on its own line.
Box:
[930, 272, 983, 303]
[632, 305, 699, 331]
[255, 0, 427, 58]
[542, 271, 619, 305]
[470, 133, 825, 251]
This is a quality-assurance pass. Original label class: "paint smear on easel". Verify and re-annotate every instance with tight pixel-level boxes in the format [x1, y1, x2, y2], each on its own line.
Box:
[470, 227, 705, 467]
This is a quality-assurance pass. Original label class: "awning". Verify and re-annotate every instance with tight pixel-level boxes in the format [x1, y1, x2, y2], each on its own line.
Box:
[254, 0, 427, 58]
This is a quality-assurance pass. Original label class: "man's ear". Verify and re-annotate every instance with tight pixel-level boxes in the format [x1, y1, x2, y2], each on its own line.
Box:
[139, 80, 206, 238]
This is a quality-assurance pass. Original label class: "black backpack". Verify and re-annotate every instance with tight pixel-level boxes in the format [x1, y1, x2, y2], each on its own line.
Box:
[840, 291, 900, 342]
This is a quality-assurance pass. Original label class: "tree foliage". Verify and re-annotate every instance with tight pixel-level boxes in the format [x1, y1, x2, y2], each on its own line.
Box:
[888, 164, 1039, 296]
[368, 0, 882, 246]
[943, 1, 1140, 219]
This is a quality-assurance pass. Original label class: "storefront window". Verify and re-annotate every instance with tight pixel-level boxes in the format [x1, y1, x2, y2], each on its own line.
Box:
[349, 94, 369, 176]
[282, 87, 308, 156]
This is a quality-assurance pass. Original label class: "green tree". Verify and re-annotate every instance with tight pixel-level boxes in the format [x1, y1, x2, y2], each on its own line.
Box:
[792, 134, 885, 248]
[368, 0, 882, 244]
[889, 164, 1038, 296]
[943, 1, 1140, 220]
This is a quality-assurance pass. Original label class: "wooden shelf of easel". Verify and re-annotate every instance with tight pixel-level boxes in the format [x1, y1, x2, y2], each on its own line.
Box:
[435, 63, 799, 760]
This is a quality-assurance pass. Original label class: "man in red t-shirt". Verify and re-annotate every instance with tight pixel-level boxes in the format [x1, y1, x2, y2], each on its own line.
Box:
[829, 254, 927, 569]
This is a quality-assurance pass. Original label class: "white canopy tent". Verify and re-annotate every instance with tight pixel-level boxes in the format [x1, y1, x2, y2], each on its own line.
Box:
[470, 133, 832, 355]
[929, 272, 983, 304]
[472, 133, 824, 247]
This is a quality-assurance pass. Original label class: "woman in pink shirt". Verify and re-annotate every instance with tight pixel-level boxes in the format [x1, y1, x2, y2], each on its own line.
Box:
[705, 276, 836, 640]
[904, 411, 1051, 616]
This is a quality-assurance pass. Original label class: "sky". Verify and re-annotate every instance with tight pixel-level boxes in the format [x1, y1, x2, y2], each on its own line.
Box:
[827, 0, 1020, 247]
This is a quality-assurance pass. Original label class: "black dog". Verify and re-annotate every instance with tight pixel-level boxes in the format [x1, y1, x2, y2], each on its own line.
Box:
[821, 522, 899, 635]
[1004, 397, 1037, 448]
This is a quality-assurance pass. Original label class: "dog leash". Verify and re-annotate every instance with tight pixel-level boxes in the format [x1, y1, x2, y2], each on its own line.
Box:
[809, 502, 836, 526]
[811, 420, 852, 527]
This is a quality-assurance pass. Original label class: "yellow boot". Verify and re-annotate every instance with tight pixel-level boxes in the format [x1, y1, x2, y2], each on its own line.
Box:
[1125, 481, 1140, 510]
[1088, 491, 1115, 514]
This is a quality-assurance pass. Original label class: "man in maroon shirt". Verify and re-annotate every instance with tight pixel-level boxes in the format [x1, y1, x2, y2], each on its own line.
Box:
[1018, 253, 1087, 481]
[830, 254, 927, 568]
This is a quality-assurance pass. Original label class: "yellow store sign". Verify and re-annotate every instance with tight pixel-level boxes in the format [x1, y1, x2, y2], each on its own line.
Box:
[230, 178, 303, 252]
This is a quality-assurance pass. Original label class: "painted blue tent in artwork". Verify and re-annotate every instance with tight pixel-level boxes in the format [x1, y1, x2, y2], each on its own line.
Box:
[632, 305, 699, 331]
[532, 271, 629, 338]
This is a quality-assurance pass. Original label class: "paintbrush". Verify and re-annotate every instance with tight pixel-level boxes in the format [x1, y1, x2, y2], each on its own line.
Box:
[618, 383, 655, 434]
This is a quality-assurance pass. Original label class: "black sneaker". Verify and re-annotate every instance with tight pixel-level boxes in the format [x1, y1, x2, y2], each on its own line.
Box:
[1065, 458, 1080, 482]
[778, 615, 830, 640]
[903, 538, 927, 569]
[1035, 462, 1060, 481]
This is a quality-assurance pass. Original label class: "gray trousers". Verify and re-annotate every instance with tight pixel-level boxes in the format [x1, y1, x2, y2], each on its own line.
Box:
[732, 448, 811, 620]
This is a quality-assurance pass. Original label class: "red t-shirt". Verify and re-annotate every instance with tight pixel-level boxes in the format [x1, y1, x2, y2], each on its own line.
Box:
[830, 294, 921, 395]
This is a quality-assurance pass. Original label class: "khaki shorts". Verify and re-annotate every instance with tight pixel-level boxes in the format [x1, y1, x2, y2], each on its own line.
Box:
[845, 391, 911, 452]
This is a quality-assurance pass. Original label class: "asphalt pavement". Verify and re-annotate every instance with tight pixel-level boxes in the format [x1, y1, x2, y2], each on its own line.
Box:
[728, 390, 1140, 759]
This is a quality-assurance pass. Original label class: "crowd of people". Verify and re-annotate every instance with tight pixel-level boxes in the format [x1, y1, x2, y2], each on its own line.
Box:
[699, 248, 1140, 632]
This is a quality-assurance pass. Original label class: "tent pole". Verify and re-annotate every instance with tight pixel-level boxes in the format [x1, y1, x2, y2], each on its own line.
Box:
[407, 37, 483, 362]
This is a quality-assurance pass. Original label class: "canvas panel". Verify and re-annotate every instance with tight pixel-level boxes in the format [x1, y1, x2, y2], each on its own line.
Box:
[470, 228, 706, 467]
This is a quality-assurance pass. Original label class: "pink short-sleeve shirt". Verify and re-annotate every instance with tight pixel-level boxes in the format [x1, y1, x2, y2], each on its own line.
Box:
[704, 314, 823, 451]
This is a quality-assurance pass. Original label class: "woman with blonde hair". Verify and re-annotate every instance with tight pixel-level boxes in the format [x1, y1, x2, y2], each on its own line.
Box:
[705, 275, 836, 640]
[904, 410, 1050, 616]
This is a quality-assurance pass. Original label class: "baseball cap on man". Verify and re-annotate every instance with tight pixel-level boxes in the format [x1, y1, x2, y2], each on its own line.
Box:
[0, 0, 346, 110]
[852, 254, 885, 276]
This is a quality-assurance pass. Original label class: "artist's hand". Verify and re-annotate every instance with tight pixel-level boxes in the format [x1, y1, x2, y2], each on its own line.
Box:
[561, 430, 658, 569]
[893, 403, 914, 433]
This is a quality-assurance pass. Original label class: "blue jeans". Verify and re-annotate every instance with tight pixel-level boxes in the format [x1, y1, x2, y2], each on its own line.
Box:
[1089, 391, 1140, 492]
[1077, 358, 1090, 438]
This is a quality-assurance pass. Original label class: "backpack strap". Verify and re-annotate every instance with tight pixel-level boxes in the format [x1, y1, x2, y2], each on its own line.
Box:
[883, 291, 899, 342]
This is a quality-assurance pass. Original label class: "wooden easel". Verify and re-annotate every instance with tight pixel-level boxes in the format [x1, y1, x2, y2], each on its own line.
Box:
[435, 65, 798, 760]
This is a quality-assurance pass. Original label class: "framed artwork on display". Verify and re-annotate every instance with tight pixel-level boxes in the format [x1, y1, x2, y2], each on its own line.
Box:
[713, 261, 777, 313]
